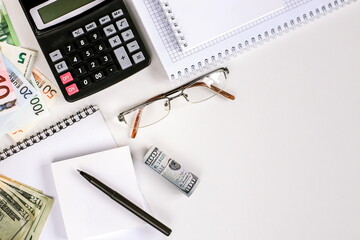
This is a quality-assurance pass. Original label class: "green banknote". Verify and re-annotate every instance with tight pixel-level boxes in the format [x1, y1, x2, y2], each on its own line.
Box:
[0, 1, 20, 46]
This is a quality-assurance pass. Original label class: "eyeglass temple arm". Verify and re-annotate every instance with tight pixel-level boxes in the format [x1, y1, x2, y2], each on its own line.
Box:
[130, 94, 168, 138]
[130, 107, 144, 138]
[189, 82, 235, 100]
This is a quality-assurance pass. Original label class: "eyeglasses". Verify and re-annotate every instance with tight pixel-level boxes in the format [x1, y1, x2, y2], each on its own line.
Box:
[118, 67, 235, 138]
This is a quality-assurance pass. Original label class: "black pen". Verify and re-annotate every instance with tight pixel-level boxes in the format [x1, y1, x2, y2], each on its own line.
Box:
[77, 170, 172, 236]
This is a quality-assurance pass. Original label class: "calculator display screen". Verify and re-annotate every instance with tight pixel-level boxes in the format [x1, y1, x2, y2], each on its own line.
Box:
[38, 0, 97, 24]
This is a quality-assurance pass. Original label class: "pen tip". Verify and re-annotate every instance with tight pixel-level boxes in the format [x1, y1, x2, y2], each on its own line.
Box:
[77, 169, 81, 173]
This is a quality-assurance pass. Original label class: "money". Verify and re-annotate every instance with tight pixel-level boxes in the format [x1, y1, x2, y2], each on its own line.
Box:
[143, 146, 200, 196]
[0, 57, 49, 134]
[0, 175, 54, 240]
[0, 51, 17, 116]
[0, 1, 20, 46]
[0, 42, 37, 80]
[32, 69, 60, 107]
[9, 69, 59, 141]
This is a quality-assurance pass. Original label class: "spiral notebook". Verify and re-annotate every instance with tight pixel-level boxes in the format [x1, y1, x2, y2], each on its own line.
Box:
[0, 106, 165, 240]
[131, 0, 357, 81]
[0, 105, 118, 239]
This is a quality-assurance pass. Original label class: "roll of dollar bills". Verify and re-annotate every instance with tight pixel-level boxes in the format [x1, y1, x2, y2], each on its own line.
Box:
[143, 146, 199, 197]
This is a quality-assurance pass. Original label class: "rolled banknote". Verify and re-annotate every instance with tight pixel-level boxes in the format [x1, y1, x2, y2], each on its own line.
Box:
[0, 0, 20, 46]
[143, 146, 200, 196]
[0, 43, 37, 80]
[0, 51, 16, 116]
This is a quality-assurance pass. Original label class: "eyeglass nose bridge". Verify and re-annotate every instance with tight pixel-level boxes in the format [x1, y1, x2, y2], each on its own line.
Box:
[167, 91, 189, 102]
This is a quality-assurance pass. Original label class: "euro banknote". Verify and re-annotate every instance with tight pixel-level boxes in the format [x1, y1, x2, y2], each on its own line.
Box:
[0, 51, 16, 116]
[0, 1, 20, 46]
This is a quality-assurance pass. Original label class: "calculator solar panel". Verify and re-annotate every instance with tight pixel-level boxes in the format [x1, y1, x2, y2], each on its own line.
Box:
[20, 0, 151, 102]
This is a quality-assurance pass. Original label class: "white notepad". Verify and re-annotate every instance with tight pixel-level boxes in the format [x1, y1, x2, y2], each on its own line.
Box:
[160, 0, 284, 51]
[51, 147, 145, 240]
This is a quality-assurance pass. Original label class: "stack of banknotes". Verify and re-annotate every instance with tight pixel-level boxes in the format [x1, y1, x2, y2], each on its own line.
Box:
[0, 174, 54, 240]
[0, 0, 60, 141]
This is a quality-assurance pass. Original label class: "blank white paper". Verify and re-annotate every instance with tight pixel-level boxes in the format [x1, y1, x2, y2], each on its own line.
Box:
[51, 147, 145, 240]
[161, 0, 285, 50]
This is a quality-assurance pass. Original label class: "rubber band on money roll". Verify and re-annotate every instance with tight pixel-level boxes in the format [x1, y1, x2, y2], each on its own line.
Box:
[143, 146, 200, 197]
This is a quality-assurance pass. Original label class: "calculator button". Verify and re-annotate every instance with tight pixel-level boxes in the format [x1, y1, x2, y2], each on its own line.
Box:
[60, 72, 74, 85]
[108, 35, 121, 48]
[82, 49, 94, 59]
[112, 9, 124, 19]
[103, 24, 116, 37]
[74, 66, 87, 77]
[89, 31, 102, 42]
[69, 55, 82, 66]
[65, 83, 79, 96]
[76, 37, 89, 48]
[121, 29, 134, 42]
[64, 44, 76, 55]
[95, 42, 107, 53]
[126, 40, 140, 53]
[85, 22, 97, 32]
[79, 78, 92, 88]
[49, 50, 63, 62]
[99, 15, 111, 25]
[72, 28, 84, 38]
[54, 61, 68, 73]
[132, 52, 146, 64]
[105, 65, 118, 76]
[93, 71, 105, 82]
[88, 60, 100, 70]
[100, 54, 113, 65]
[116, 19, 129, 31]
[114, 47, 132, 70]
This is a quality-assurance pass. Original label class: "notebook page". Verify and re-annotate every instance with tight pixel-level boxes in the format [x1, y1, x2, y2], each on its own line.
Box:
[161, 0, 284, 51]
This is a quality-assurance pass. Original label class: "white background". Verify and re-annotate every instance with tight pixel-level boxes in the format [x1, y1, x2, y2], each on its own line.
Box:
[1, 0, 360, 239]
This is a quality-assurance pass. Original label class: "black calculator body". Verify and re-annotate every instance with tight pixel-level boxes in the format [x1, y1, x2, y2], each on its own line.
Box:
[19, 0, 151, 102]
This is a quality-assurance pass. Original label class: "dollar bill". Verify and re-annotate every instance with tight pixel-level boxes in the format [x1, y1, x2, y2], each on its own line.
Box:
[0, 1, 20, 46]
[0, 175, 54, 240]
[0, 184, 33, 240]
[143, 146, 200, 196]
[0, 51, 17, 116]
[0, 43, 37, 80]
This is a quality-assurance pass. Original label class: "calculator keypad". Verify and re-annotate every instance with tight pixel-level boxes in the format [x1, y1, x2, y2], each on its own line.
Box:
[46, 5, 150, 102]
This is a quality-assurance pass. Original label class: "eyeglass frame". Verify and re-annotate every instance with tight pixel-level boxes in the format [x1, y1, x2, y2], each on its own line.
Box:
[118, 67, 235, 138]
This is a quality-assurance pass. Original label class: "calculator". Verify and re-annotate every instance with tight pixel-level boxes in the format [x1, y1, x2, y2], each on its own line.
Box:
[19, 0, 151, 102]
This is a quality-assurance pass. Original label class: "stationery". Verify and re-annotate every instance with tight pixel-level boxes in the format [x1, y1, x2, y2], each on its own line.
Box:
[77, 169, 172, 237]
[51, 147, 152, 240]
[159, 0, 284, 51]
[0, 105, 118, 239]
[131, 0, 356, 81]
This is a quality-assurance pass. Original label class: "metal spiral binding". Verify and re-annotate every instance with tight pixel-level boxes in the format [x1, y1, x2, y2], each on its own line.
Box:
[0, 105, 99, 162]
[161, 0, 188, 49]
[170, 0, 353, 81]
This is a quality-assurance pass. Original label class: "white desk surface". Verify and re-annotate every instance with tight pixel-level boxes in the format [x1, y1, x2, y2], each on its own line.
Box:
[1, 1, 360, 240]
